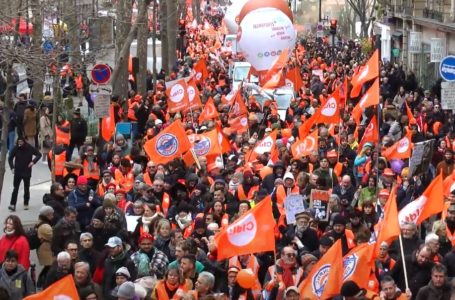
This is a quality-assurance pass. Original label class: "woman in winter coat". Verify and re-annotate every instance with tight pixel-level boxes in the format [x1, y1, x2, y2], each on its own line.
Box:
[36, 205, 55, 289]
[39, 107, 53, 162]
[23, 104, 37, 147]
[0, 215, 30, 270]
[0, 250, 35, 300]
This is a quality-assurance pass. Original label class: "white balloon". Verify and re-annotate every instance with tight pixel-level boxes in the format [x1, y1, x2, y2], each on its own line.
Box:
[237, 7, 296, 71]
[224, 0, 249, 34]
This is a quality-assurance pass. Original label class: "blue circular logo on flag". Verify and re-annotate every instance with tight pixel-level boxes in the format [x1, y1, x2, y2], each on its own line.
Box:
[312, 264, 330, 297]
[155, 134, 179, 157]
[194, 137, 211, 156]
[440, 56, 455, 81]
[343, 254, 358, 280]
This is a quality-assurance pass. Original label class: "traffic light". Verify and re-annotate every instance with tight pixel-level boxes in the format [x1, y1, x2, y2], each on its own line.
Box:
[330, 19, 337, 35]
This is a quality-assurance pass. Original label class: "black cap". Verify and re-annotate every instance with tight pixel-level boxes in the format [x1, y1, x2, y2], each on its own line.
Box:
[332, 214, 346, 226]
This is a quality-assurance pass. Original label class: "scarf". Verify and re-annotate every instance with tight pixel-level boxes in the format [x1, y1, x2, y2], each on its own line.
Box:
[142, 216, 154, 233]
[279, 259, 295, 288]
[5, 229, 15, 236]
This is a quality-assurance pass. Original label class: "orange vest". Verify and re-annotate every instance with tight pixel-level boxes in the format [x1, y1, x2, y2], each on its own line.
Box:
[96, 179, 116, 197]
[237, 184, 259, 201]
[154, 280, 190, 300]
[155, 192, 171, 217]
[144, 172, 154, 185]
[75, 74, 83, 90]
[264, 264, 304, 299]
[115, 169, 134, 192]
[64, 167, 81, 178]
[447, 226, 455, 247]
[229, 256, 262, 296]
[50, 150, 66, 176]
[55, 121, 70, 145]
[83, 160, 100, 180]
[127, 101, 139, 121]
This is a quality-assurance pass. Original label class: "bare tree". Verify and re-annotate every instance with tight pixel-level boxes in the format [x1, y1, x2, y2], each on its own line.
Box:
[346, 0, 376, 37]
[160, 0, 168, 74]
[30, 0, 45, 101]
[136, 0, 151, 96]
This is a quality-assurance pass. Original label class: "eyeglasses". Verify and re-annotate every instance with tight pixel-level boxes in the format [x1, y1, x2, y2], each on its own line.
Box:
[285, 253, 296, 258]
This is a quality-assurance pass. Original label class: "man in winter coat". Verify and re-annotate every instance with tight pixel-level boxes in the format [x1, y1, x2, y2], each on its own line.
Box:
[415, 264, 451, 300]
[68, 175, 101, 230]
[67, 108, 88, 161]
[8, 136, 42, 211]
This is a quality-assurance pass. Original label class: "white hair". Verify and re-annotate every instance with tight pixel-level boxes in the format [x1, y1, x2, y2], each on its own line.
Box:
[425, 233, 439, 244]
[199, 271, 215, 290]
[80, 232, 93, 242]
[57, 251, 71, 261]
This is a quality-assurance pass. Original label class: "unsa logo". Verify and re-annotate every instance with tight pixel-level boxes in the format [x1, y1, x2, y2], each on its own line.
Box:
[54, 296, 74, 300]
[312, 264, 331, 297]
[155, 133, 179, 157]
[194, 136, 211, 156]
[195, 72, 202, 80]
[227, 212, 257, 246]
[240, 117, 248, 126]
[170, 84, 185, 103]
[343, 253, 358, 280]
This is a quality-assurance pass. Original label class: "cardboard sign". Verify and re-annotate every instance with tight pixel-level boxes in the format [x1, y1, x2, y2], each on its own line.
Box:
[285, 194, 306, 224]
[310, 189, 330, 221]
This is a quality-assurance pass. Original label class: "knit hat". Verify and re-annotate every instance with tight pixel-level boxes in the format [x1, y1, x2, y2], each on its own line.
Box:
[194, 183, 207, 194]
[300, 254, 318, 269]
[39, 205, 54, 216]
[116, 267, 131, 279]
[194, 218, 205, 230]
[332, 214, 346, 226]
[103, 197, 116, 209]
[112, 281, 135, 299]
[77, 176, 88, 185]
[319, 236, 334, 247]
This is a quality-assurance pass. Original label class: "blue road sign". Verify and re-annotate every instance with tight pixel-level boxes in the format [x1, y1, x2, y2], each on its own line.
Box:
[440, 56, 455, 82]
[91, 64, 111, 84]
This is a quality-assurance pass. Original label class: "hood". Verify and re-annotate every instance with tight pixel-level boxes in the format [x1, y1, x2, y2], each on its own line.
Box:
[283, 172, 295, 182]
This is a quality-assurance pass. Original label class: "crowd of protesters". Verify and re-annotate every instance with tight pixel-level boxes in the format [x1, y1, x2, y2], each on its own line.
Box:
[3, 2, 455, 300]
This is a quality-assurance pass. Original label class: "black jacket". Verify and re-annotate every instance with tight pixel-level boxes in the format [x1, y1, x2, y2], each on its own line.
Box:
[391, 254, 433, 298]
[70, 117, 88, 143]
[415, 281, 451, 300]
[102, 251, 137, 298]
[43, 193, 67, 222]
[8, 142, 41, 177]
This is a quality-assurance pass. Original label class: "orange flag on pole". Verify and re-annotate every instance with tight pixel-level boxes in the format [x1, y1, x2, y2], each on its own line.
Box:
[199, 97, 219, 123]
[292, 130, 319, 157]
[352, 78, 380, 124]
[343, 243, 375, 289]
[166, 79, 190, 113]
[214, 198, 276, 260]
[286, 66, 304, 92]
[299, 239, 344, 299]
[382, 131, 413, 160]
[373, 187, 400, 251]
[229, 90, 248, 118]
[186, 77, 203, 111]
[101, 104, 116, 142]
[194, 58, 209, 84]
[398, 174, 444, 225]
[313, 95, 341, 124]
[358, 115, 379, 151]
[191, 129, 222, 157]
[215, 124, 231, 153]
[246, 131, 278, 162]
[405, 101, 417, 125]
[228, 115, 249, 134]
[298, 113, 317, 140]
[350, 49, 379, 98]
[24, 275, 79, 300]
[143, 120, 191, 165]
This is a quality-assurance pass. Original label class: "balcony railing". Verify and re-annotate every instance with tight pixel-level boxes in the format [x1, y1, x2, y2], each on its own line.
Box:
[393, 5, 413, 17]
[423, 7, 444, 22]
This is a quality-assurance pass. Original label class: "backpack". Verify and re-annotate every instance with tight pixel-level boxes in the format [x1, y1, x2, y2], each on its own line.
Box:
[26, 224, 41, 250]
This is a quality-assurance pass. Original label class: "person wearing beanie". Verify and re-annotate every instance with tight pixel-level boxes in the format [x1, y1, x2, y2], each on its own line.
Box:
[96, 169, 116, 197]
[281, 211, 319, 253]
[312, 236, 334, 259]
[112, 281, 136, 300]
[324, 214, 356, 255]
[68, 176, 101, 231]
[90, 193, 126, 237]
[339, 280, 366, 299]
[235, 169, 259, 202]
[300, 253, 318, 276]
[189, 183, 210, 215]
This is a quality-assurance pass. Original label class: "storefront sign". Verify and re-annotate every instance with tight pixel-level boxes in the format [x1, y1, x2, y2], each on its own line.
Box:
[430, 38, 445, 62]
[408, 32, 422, 53]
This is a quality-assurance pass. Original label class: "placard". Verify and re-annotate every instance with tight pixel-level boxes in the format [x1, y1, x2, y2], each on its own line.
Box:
[441, 81, 455, 110]
[430, 38, 445, 62]
[284, 194, 306, 224]
[408, 139, 435, 178]
[126, 215, 140, 232]
[93, 93, 110, 118]
[408, 32, 422, 54]
[310, 189, 330, 221]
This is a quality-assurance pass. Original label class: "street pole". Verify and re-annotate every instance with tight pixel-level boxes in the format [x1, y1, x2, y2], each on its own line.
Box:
[319, 0, 322, 21]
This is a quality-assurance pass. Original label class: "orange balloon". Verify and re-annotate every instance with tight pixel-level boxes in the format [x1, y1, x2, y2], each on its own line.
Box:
[281, 128, 292, 138]
[237, 269, 256, 289]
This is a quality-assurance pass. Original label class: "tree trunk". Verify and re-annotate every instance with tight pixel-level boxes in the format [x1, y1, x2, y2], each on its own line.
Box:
[166, 0, 177, 73]
[0, 64, 14, 203]
[113, 0, 132, 100]
[160, 0, 169, 74]
[30, 0, 44, 101]
[136, 0, 151, 96]
[152, 0, 157, 91]
[64, 0, 81, 67]
[193, 0, 201, 24]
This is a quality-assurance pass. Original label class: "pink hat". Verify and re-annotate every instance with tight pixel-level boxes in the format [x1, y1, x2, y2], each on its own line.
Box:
[77, 176, 88, 185]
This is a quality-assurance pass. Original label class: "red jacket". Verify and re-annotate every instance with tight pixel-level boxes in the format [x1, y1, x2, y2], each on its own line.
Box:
[0, 234, 30, 270]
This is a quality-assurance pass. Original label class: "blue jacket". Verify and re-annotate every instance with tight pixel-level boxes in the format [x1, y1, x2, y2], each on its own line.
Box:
[68, 188, 100, 229]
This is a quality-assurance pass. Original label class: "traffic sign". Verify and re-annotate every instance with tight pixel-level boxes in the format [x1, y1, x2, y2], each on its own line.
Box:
[91, 64, 111, 85]
[439, 56, 455, 81]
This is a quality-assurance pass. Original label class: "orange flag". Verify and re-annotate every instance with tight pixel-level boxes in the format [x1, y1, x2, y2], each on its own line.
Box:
[228, 115, 249, 134]
[246, 131, 278, 162]
[350, 49, 379, 98]
[101, 104, 116, 141]
[215, 123, 231, 153]
[214, 198, 276, 260]
[24, 275, 79, 300]
[166, 79, 190, 113]
[229, 90, 248, 118]
[286, 66, 303, 92]
[182, 148, 199, 168]
[299, 239, 344, 299]
[405, 101, 417, 125]
[373, 186, 400, 254]
[186, 77, 203, 111]
[292, 129, 319, 157]
[259, 49, 289, 88]
[382, 131, 413, 160]
[298, 113, 317, 140]
[343, 243, 375, 289]
[358, 115, 379, 151]
[443, 171, 455, 197]
[352, 78, 380, 124]
[398, 174, 444, 225]
[314, 95, 341, 124]
[199, 97, 219, 123]
[191, 129, 222, 157]
[194, 58, 209, 84]
[143, 120, 191, 165]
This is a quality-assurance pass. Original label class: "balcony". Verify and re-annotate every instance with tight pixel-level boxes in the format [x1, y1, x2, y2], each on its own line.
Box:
[393, 5, 413, 18]
[422, 8, 444, 22]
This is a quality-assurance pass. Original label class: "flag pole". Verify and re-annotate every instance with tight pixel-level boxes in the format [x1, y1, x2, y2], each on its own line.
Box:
[398, 234, 409, 290]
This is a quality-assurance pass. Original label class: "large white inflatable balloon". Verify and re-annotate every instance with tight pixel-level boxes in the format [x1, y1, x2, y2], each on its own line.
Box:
[237, 0, 296, 72]
[224, 0, 249, 34]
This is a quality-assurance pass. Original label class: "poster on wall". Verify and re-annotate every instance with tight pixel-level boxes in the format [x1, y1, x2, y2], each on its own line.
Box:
[430, 38, 446, 62]
[409, 32, 422, 54]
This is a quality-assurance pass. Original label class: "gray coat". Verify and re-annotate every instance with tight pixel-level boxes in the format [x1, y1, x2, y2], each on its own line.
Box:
[0, 264, 35, 300]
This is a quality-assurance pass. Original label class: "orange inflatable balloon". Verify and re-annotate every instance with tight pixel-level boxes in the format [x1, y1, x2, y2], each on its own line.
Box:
[281, 128, 292, 138]
[237, 268, 256, 289]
